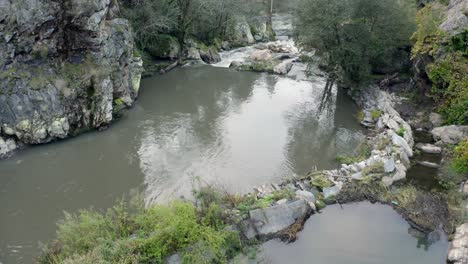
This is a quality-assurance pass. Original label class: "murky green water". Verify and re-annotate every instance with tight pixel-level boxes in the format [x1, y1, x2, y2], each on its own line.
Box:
[262, 202, 448, 264]
[0, 65, 447, 264]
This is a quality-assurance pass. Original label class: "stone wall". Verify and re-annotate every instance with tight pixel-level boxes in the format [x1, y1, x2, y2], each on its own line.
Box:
[0, 0, 143, 158]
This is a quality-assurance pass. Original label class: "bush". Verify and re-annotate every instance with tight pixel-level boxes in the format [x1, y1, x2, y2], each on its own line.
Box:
[428, 51, 468, 125]
[452, 138, 468, 174]
[39, 200, 242, 264]
[295, 0, 416, 85]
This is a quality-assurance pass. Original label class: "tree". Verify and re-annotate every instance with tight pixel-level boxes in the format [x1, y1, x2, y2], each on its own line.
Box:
[295, 0, 416, 86]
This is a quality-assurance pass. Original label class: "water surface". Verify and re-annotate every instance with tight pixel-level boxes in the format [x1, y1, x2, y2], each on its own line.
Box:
[0, 65, 364, 263]
[262, 202, 448, 264]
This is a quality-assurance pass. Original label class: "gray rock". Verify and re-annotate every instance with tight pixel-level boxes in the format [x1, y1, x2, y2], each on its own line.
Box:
[384, 157, 396, 173]
[417, 161, 440, 169]
[230, 16, 254, 45]
[382, 176, 394, 187]
[351, 171, 363, 180]
[199, 47, 221, 64]
[244, 199, 311, 239]
[392, 133, 413, 157]
[431, 125, 468, 144]
[392, 163, 407, 182]
[323, 184, 341, 199]
[166, 254, 181, 264]
[273, 59, 293, 75]
[415, 143, 442, 154]
[295, 190, 316, 206]
[249, 49, 272, 61]
[439, 0, 468, 35]
[447, 223, 468, 264]
[0, 0, 143, 154]
[0, 136, 17, 158]
[429, 113, 444, 127]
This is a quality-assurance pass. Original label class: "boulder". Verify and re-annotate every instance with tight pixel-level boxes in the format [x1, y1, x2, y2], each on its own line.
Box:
[249, 49, 272, 61]
[243, 199, 311, 239]
[415, 143, 442, 154]
[273, 59, 293, 75]
[431, 125, 468, 144]
[439, 0, 468, 35]
[230, 16, 254, 45]
[186, 47, 201, 60]
[323, 183, 342, 199]
[199, 47, 221, 64]
[295, 190, 316, 207]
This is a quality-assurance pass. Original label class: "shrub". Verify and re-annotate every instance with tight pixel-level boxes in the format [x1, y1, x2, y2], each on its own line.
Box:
[428, 51, 468, 125]
[39, 200, 242, 264]
[452, 138, 468, 174]
[396, 126, 407, 137]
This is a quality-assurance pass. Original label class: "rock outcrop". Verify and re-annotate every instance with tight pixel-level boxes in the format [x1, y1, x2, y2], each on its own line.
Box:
[447, 223, 468, 264]
[0, 0, 143, 158]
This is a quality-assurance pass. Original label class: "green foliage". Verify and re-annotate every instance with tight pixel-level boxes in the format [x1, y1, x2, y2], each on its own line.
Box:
[336, 143, 371, 165]
[371, 109, 382, 119]
[235, 189, 294, 215]
[452, 138, 468, 173]
[396, 126, 407, 137]
[311, 174, 334, 190]
[362, 161, 385, 177]
[411, 3, 447, 58]
[39, 199, 242, 264]
[295, 0, 416, 85]
[449, 30, 468, 55]
[427, 51, 468, 125]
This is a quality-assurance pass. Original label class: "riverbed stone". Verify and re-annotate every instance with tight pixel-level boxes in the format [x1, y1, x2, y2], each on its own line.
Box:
[273, 59, 294, 75]
[417, 161, 440, 168]
[249, 49, 272, 61]
[244, 199, 311, 239]
[415, 143, 442, 154]
[429, 113, 444, 127]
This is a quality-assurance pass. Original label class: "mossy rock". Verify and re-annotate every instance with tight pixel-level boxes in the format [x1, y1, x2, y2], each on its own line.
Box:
[311, 175, 334, 190]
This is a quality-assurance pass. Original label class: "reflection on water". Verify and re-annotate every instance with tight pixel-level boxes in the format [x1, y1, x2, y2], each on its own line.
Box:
[261, 202, 449, 264]
[0, 65, 364, 262]
[138, 67, 364, 204]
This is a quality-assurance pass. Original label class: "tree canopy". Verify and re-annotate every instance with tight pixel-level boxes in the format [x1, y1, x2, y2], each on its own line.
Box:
[295, 0, 416, 86]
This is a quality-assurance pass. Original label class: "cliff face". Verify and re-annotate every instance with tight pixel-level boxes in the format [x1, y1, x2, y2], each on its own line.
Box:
[0, 0, 143, 158]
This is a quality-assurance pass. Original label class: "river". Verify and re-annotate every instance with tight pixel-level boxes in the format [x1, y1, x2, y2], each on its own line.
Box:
[0, 63, 448, 263]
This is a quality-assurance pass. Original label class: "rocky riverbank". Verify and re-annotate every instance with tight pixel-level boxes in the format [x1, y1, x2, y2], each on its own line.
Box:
[0, 0, 143, 159]
[220, 83, 467, 263]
